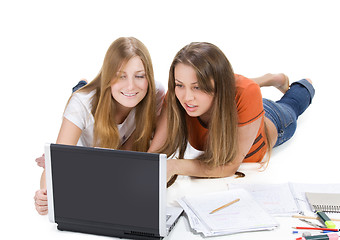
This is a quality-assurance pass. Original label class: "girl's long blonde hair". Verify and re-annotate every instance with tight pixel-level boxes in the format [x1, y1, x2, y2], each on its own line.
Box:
[159, 42, 238, 167]
[73, 37, 156, 151]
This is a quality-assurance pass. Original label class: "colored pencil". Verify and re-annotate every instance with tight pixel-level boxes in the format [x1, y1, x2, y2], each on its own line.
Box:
[292, 215, 340, 222]
[209, 198, 240, 214]
[293, 227, 339, 232]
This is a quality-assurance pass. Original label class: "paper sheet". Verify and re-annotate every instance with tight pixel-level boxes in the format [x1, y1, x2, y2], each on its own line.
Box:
[228, 183, 300, 216]
[178, 189, 278, 236]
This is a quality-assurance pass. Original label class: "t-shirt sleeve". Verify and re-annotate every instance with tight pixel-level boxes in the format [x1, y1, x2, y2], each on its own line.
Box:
[237, 81, 264, 127]
[63, 94, 88, 130]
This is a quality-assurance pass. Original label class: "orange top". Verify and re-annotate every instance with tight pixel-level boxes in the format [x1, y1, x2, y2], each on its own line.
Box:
[186, 74, 267, 162]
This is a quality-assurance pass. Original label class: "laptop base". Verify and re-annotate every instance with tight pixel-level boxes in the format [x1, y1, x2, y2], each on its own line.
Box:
[57, 222, 163, 240]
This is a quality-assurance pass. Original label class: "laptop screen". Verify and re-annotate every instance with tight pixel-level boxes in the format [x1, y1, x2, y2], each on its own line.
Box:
[47, 144, 164, 236]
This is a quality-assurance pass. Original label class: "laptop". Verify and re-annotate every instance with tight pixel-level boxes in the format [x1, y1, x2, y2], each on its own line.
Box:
[45, 143, 183, 239]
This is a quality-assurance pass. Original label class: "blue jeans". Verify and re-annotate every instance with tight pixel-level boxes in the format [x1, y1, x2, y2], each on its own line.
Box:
[263, 79, 315, 147]
[72, 80, 87, 92]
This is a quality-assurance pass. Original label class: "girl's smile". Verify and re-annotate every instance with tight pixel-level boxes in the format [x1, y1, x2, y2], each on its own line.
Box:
[121, 92, 138, 97]
[111, 56, 148, 110]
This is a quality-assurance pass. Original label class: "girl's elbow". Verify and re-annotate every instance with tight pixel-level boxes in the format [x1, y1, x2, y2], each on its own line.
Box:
[221, 162, 242, 178]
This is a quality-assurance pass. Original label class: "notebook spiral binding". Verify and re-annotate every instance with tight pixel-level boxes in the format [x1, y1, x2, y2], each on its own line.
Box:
[313, 205, 340, 213]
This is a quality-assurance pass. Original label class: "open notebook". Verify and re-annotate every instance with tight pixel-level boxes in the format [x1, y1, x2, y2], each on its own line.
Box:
[228, 182, 340, 216]
[178, 189, 278, 236]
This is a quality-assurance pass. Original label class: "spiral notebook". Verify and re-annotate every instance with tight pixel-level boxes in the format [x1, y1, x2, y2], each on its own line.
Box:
[305, 192, 340, 213]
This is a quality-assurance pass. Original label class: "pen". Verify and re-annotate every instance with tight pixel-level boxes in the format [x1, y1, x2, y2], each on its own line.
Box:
[293, 227, 339, 232]
[209, 198, 240, 214]
[293, 231, 334, 234]
[299, 218, 325, 228]
[317, 211, 337, 229]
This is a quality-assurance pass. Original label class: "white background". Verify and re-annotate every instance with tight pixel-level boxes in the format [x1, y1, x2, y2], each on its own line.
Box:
[1, 0, 339, 239]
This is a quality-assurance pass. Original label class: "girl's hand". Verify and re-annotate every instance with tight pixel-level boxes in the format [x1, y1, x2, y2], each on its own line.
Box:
[166, 159, 178, 187]
[34, 189, 48, 215]
[167, 159, 176, 182]
[35, 154, 45, 168]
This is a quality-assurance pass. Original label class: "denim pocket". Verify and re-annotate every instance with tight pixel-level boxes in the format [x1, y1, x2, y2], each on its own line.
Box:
[263, 99, 297, 147]
[273, 103, 295, 129]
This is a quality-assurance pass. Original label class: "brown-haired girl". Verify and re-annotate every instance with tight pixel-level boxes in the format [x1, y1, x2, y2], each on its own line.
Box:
[34, 37, 165, 214]
[150, 42, 314, 183]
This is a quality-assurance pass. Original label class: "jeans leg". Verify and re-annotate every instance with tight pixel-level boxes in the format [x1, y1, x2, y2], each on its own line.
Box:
[276, 79, 315, 118]
[263, 79, 315, 147]
[72, 80, 88, 93]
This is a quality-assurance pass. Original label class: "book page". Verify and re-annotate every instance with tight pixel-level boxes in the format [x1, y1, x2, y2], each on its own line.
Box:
[228, 183, 300, 216]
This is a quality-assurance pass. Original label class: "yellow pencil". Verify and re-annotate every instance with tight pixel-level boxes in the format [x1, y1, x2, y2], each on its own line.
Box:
[292, 215, 340, 222]
[209, 198, 240, 214]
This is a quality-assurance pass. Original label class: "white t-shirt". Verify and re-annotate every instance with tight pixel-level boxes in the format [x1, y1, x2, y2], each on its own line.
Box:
[63, 81, 165, 147]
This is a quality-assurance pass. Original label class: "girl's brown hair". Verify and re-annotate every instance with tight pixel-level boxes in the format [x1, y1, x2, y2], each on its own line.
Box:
[159, 42, 238, 167]
[73, 37, 156, 151]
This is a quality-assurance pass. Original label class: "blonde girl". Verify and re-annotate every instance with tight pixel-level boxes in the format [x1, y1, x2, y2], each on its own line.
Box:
[34, 37, 165, 214]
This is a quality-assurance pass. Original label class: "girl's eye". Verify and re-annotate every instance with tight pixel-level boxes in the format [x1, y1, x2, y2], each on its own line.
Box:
[120, 75, 126, 79]
[193, 86, 200, 90]
[175, 84, 183, 88]
[135, 75, 145, 79]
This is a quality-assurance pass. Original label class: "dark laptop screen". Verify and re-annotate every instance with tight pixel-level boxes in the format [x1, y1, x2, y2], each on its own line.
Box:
[50, 144, 160, 234]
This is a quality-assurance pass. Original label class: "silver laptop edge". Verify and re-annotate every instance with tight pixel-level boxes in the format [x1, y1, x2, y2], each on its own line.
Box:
[44, 143, 55, 223]
[159, 153, 167, 237]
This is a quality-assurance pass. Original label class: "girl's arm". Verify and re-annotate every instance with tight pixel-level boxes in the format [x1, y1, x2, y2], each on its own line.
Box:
[40, 117, 82, 188]
[35, 118, 82, 215]
[40, 117, 83, 187]
[148, 106, 168, 153]
[56, 117, 83, 145]
[167, 117, 263, 180]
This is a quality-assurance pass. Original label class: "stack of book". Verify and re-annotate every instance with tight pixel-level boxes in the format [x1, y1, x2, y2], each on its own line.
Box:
[178, 189, 279, 237]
